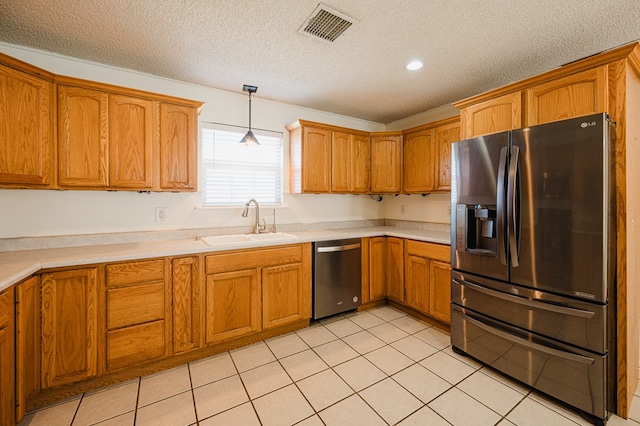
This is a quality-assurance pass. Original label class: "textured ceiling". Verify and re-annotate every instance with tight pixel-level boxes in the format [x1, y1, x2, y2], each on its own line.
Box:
[1, 0, 639, 124]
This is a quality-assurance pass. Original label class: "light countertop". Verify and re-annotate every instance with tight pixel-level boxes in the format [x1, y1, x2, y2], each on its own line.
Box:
[0, 226, 450, 292]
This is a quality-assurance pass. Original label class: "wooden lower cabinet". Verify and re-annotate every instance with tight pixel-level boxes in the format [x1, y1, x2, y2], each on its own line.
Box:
[204, 244, 311, 343]
[16, 276, 41, 421]
[205, 269, 261, 344]
[263, 262, 309, 329]
[104, 259, 170, 371]
[367, 237, 387, 301]
[404, 240, 451, 323]
[429, 259, 452, 323]
[386, 237, 404, 302]
[0, 287, 15, 426]
[41, 268, 98, 388]
[172, 256, 202, 354]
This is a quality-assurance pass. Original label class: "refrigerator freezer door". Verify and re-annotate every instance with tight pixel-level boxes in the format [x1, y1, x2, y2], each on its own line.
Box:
[451, 131, 510, 282]
[510, 113, 611, 303]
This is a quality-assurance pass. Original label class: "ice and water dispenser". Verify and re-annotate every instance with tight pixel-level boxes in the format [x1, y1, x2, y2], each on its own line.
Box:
[455, 204, 497, 255]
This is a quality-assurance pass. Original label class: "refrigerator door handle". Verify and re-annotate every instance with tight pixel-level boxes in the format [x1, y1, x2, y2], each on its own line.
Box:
[453, 278, 596, 318]
[496, 146, 508, 266]
[461, 311, 596, 365]
[507, 145, 520, 267]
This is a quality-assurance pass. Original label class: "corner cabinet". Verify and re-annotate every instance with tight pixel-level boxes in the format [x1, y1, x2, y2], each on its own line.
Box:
[0, 57, 54, 187]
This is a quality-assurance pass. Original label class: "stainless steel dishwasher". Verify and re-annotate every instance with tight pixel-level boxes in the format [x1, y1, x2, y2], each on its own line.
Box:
[313, 238, 362, 319]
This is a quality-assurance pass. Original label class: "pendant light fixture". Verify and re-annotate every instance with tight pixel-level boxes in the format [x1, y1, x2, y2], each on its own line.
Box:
[239, 84, 260, 145]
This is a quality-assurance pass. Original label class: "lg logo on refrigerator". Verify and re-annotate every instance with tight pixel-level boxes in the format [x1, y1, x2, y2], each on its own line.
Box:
[581, 121, 597, 128]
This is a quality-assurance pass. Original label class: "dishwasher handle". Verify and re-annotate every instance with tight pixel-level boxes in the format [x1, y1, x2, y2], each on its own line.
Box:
[316, 243, 361, 253]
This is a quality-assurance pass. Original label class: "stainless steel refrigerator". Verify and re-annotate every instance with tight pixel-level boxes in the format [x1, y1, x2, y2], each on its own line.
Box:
[450, 113, 616, 424]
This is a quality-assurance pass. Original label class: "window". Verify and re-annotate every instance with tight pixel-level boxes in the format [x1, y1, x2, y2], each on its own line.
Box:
[202, 123, 283, 206]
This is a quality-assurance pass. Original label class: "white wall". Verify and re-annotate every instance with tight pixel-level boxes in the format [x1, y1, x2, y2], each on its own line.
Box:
[0, 43, 395, 239]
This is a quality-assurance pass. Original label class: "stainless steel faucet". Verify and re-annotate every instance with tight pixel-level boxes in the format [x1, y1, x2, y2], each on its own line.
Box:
[241, 198, 267, 233]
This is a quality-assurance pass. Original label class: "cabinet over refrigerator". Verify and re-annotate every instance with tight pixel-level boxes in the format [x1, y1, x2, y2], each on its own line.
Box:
[450, 113, 616, 425]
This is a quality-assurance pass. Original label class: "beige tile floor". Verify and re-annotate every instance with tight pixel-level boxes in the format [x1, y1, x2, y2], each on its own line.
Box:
[18, 305, 640, 426]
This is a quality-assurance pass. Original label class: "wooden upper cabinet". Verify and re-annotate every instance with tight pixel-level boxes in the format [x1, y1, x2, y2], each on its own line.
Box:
[58, 85, 109, 187]
[459, 92, 522, 139]
[0, 62, 53, 186]
[434, 120, 460, 191]
[301, 126, 331, 193]
[108, 95, 154, 189]
[41, 268, 98, 389]
[331, 131, 370, 193]
[159, 103, 198, 190]
[288, 122, 332, 193]
[370, 133, 402, 193]
[525, 66, 608, 126]
[402, 129, 435, 193]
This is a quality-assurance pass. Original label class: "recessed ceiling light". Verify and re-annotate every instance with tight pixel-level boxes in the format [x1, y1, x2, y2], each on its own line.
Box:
[406, 60, 423, 71]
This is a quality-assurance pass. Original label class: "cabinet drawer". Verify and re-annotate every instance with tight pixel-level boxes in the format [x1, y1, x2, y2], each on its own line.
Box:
[0, 289, 11, 328]
[107, 283, 165, 329]
[107, 320, 165, 370]
[205, 245, 303, 274]
[405, 240, 450, 262]
[106, 259, 164, 287]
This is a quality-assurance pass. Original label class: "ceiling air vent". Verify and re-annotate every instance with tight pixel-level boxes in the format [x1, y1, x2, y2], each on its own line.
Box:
[298, 4, 357, 43]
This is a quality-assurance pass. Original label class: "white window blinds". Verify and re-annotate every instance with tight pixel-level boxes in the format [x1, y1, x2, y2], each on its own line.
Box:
[202, 124, 283, 206]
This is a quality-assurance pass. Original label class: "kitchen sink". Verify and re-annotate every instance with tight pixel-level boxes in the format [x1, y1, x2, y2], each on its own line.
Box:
[199, 232, 298, 246]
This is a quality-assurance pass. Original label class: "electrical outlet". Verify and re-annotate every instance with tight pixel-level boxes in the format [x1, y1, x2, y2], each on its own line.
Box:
[155, 207, 167, 222]
[400, 205, 405, 214]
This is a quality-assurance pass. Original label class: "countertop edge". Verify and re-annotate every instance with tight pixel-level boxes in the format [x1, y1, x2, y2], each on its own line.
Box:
[0, 227, 451, 292]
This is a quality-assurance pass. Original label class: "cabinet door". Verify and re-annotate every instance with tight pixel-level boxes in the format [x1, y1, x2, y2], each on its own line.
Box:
[434, 121, 460, 191]
[403, 129, 435, 193]
[0, 288, 15, 426]
[159, 103, 197, 190]
[404, 253, 430, 314]
[525, 67, 607, 126]
[16, 276, 41, 421]
[386, 237, 404, 302]
[263, 263, 305, 329]
[58, 86, 109, 187]
[41, 268, 98, 388]
[172, 256, 201, 354]
[459, 92, 522, 139]
[302, 127, 331, 193]
[368, 237, 386, 301]
[351, 134, 370, 193]
[109, 94, 154, 188]
[0, 64, 53, 186]
[331, 131, 351, 193]
[429, 260, 452, 323]
[205, 269, 261, 344]
[371, 135, 402, 193]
